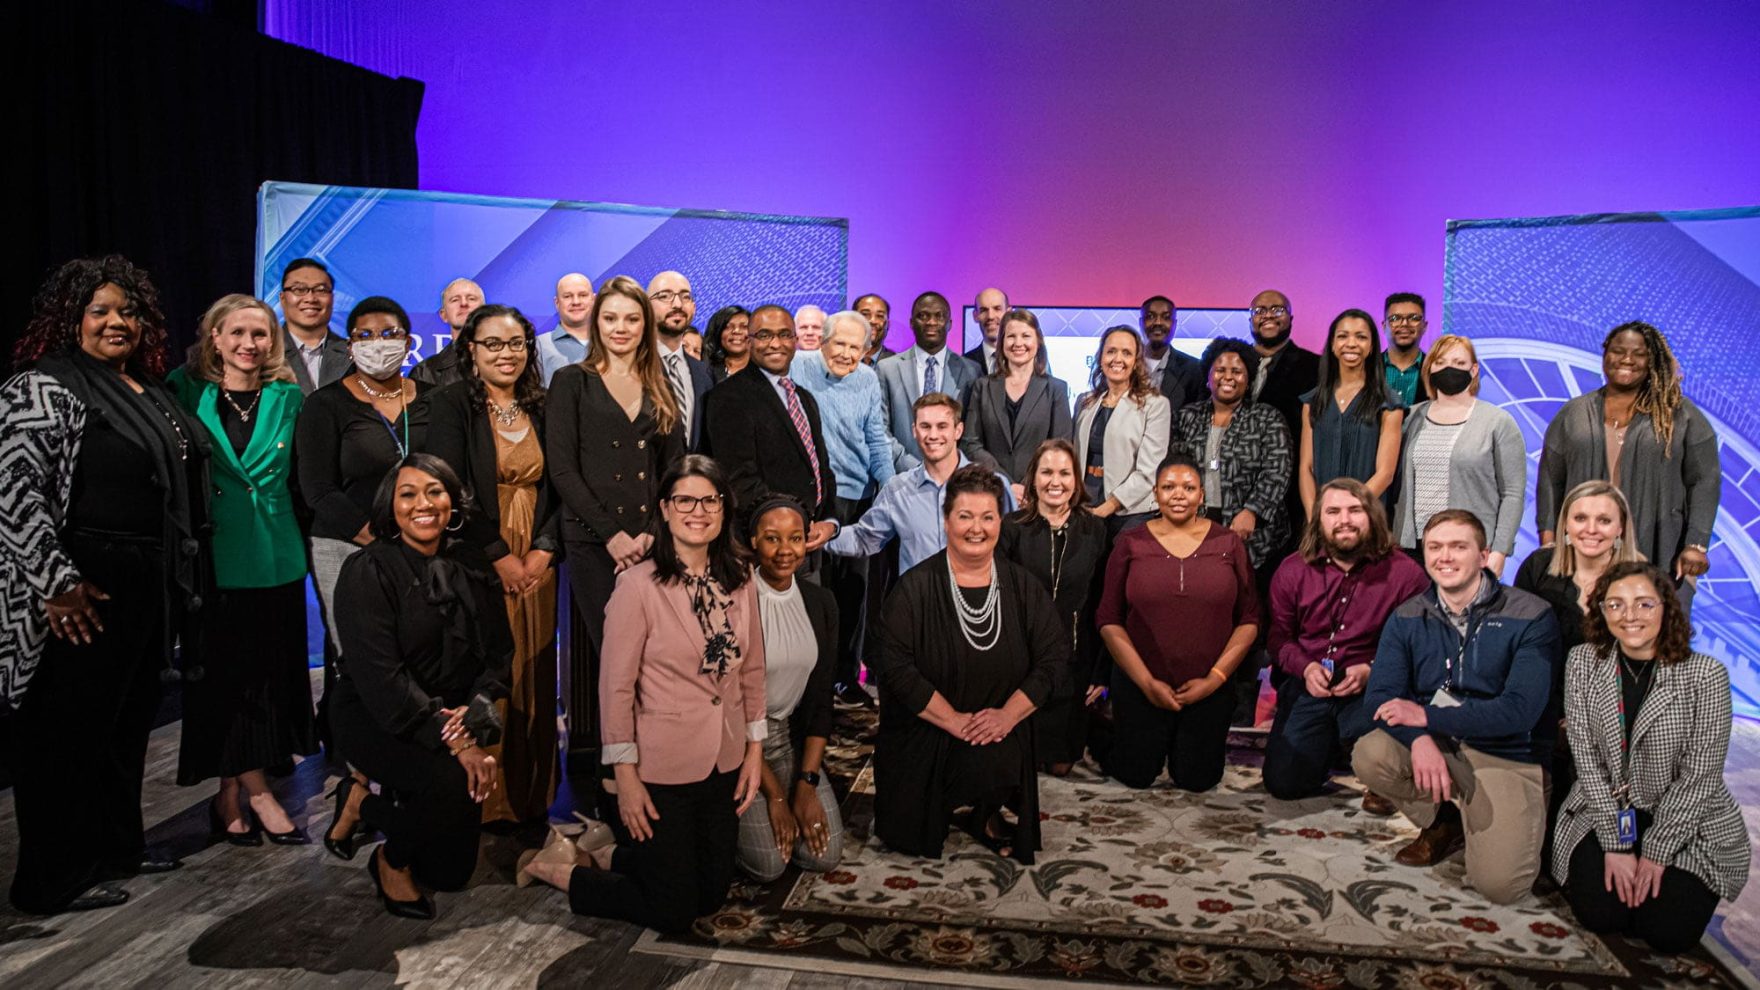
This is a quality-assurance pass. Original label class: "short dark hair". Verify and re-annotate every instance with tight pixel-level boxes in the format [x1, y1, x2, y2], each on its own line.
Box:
[1155, 452, 1204, 485]
[912, 391, 963, 420]
[912, 290, 949, 312]
[283, 258, 331, 285]
[369, 453, 471, 541]
[1141, 295, 1176, 312]
[749, 303, 793, 324]
[1384, 292, 1426, 314]
[852, 293, 888, 310]
[704, 305, 750, 369]
[650, 454, 751, 591]
[942, 463, 1007, 517]
[347, 295, 411, 333]
[1199, 337, 1261, 399]
[1421, 508, 1487, 550]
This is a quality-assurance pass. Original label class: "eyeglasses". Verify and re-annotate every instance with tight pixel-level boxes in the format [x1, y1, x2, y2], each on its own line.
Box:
[1600, 598, 1660, 616]
[651, 290, 693, 305]
[667, 494, 724, 514]
[349, 328, 409, 341]
[752, 329, 796, 343]
[473, 337, 527, 353]
[1386, 314, 1426, 327]
[1251, 305, 1289, 318]
[282, 284, 334, 298]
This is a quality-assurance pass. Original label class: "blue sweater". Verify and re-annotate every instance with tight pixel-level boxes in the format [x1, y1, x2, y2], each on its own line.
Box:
[1363, 573, 1561, 763]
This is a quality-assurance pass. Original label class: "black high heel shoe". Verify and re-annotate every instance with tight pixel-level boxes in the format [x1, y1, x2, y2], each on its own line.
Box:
[210, 797, 263, 847]
[324, 777, 363, 860]
[366, 847, 434, 920]
[251, 807, 311, 846]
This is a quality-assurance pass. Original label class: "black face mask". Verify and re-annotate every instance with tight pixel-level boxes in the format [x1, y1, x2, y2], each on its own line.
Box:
[1430, 366, 1473, 396]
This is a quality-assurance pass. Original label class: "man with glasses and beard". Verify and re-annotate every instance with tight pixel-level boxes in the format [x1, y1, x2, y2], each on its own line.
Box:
[1262, 479, 1428, 807]
[649, 270, 713, 450]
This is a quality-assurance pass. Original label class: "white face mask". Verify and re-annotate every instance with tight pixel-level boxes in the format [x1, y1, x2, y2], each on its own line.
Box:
[351, 339, 407, 379]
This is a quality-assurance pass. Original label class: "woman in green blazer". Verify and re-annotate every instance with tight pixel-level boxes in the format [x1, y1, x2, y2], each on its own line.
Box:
[169, 294, 317, 846]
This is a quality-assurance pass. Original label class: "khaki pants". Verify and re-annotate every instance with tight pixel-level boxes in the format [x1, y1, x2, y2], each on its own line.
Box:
[1352, 729, 1546, 904]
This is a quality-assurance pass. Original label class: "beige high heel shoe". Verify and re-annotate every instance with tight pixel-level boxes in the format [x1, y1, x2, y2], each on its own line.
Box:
[516, 826, 581, 887]
[571, 812, 615, 855]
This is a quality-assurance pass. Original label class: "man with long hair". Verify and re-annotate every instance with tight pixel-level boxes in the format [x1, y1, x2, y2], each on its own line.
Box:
[1262, 479, 1428, 806]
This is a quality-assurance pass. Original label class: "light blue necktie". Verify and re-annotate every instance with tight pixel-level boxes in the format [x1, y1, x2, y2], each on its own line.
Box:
[922, 354, 937, 398]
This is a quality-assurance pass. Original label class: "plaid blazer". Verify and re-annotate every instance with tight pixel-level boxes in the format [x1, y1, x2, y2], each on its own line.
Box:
[1550, 644, 1750, 900]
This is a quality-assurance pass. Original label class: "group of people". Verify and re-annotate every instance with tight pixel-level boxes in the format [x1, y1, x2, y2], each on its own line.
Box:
[0, 254, 1744, 958]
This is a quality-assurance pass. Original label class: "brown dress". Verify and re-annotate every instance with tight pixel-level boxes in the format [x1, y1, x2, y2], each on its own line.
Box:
[481, 426, 559, 823]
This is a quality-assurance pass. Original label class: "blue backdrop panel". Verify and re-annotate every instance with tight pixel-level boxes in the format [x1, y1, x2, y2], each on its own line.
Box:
[1443, 206, 1760, 715]
[255, 182, 849, 367]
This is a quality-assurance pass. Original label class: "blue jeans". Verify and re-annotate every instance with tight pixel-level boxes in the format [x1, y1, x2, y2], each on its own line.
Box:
[1262, 674, 1372, 800]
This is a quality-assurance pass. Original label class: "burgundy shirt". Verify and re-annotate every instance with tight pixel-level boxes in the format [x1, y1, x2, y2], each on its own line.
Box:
[1267, 549, 1429, 678]
[1097, 522, 1259, 684]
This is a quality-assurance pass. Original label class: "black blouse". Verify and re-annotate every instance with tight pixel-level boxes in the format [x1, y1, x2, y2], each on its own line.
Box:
[295, 378, 430, 541]
[68, 396, 163, 536]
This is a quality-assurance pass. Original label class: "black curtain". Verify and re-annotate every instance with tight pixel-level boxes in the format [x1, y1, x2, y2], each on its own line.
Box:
[9, 0, 422, 369]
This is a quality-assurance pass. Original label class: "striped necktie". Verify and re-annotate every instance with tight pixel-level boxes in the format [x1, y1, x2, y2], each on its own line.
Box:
[779, 377, 824, 506]
[665, 352, 689, 409]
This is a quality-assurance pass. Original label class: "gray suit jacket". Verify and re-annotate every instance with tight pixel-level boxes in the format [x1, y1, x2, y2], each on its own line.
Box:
[960, 373, 1072, 484]
[875, 347, 982, 469]
[283, 327, 353, 396]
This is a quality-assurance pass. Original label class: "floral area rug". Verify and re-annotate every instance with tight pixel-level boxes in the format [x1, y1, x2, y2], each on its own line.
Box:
[635, 711, 1751, 988]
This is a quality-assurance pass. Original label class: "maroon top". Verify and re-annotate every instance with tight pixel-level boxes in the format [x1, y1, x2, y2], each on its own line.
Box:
[1096, 522, 1259, 684]
[1267, 549, 1430, 678]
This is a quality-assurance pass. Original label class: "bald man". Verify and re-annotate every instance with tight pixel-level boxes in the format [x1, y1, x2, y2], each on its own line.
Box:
[648, 270, 713, 449]
[794, 304, 827, 352]
[962, 287, 1009, 373]
[411, 277, 485, 387]
[536, 272, 595, 384]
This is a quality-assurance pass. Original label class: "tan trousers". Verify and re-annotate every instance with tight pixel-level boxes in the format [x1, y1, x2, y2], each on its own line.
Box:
[1352, 729, 1547, 904]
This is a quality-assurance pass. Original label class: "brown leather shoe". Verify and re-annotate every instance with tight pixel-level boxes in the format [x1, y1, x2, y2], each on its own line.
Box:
[1361, 790, 1396, 816]
[1394, 814, 1465, 866]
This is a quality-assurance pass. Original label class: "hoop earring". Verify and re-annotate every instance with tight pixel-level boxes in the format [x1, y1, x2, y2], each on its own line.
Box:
[445, 512, 464, 532]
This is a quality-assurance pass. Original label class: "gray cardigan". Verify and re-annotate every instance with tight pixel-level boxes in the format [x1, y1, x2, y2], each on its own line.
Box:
[1394, 399, 1527, 554]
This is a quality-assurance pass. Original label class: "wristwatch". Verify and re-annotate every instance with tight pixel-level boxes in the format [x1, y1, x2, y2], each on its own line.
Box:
[796, 770, 821, 787]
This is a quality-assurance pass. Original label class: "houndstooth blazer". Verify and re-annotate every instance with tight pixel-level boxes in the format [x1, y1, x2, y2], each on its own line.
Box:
[1550, 643, 1750, 900]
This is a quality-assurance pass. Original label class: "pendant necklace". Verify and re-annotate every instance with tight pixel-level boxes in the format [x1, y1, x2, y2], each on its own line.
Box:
[222, 386, 262, 423]
[947, 558, 1001, 651]
[488, 397, 522, 427]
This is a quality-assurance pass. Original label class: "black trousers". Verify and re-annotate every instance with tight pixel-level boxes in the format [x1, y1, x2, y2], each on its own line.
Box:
[1564, 818, 1720, 955]
[330, 680, 480, 891]
[826, 495, 872, 686]
[1102, 669, 1233, 792]
[568, 768, 738, 934]
[563, 540, 617, 754]
[1261, 676, 1373, 799]
[8, 535, 165, 914]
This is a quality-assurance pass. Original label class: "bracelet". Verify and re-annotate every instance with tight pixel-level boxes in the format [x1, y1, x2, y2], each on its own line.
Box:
[450, 742, 476, 756]
[1686, 544, 1708, 554]
[1208, 667, 1229, 683]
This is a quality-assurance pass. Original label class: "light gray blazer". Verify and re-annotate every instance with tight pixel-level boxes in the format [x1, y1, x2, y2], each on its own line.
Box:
[1393, 399, 1527, 555]
[875, 347, 983, 470]
[1072, 391, 1171, 516]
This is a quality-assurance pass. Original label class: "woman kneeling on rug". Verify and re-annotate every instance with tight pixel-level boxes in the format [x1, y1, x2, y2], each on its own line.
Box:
[870, 465, 1069, 864]
[524, 455, 766, 934]
[734, 496, 844, 880]
[1552, 561, 1749, 954]
[329, 454, 512, 920]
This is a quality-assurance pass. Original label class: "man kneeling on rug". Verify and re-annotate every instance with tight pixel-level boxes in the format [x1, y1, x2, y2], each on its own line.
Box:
[1354, 509, 1561, 904]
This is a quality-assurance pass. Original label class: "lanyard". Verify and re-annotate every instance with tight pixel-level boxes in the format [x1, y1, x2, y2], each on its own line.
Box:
[378, 406, 409, 458]
[1441, 604, 1480, 694]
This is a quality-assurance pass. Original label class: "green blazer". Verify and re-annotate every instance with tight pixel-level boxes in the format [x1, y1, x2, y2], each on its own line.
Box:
[169, 370, 307, 589]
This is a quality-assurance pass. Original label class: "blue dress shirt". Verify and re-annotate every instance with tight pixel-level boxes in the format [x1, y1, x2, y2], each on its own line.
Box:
[824, 455, 1016, 575]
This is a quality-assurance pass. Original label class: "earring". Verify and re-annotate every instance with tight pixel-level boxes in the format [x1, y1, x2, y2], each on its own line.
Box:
[445, 512, 465, 532]
[1561, 534, 1571, 546]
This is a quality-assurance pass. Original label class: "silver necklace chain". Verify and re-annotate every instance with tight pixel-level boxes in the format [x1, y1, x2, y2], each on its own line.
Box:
[221, 386, 261, 423]
[488, 397, 523, 427]
[947, 558, 1001, 651]
[356, 375, 403, 400]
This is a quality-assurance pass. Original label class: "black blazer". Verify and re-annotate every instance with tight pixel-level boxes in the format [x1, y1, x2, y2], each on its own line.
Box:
[1255, 342, 1321, 452]
[1157, 349, 1207, 417]
[790, 579, 839, 750]
[420, 381, 560, 562]
[545, 365, 686, 543]
[959, 373, 1073, 483]
[680, 351, 713, 450]
[701, 365, 836, 524]
[963, 343, 993, 375]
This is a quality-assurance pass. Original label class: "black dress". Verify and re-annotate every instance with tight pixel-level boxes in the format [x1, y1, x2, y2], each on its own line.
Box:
[999, 511, 1108, 766]
[870, 552, 1069, 864]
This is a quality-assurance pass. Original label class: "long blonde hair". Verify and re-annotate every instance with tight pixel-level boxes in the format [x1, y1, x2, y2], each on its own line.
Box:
[585, 275, 680, 436]
[1547, 479, 1644, 577]
[189, 294, 297, 385]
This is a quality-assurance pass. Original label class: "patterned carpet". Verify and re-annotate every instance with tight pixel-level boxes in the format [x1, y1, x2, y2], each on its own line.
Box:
[636, 712, 1751, 988]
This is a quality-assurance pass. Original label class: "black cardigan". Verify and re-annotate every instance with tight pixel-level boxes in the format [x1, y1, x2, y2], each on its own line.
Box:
[420, 381, 559, 561]
[294, 378, 430, 541]
[789, 578, 840, 751]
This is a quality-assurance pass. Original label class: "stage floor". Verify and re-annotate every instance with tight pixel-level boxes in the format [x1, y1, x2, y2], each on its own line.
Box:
[2, 679, 1758, 989]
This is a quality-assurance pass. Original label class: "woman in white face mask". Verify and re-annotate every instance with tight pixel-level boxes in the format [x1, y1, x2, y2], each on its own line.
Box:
[294, 295, 433, 751]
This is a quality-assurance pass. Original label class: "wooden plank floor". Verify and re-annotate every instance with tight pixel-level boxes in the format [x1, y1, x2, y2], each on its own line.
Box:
[4, 680, 1759, 988]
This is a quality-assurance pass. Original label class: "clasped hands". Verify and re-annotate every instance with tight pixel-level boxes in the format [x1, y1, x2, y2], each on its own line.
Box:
[1302, 661, 1370, 699]
[492, 548, 554, 594]
[440, 706, 498, 803]
[941, 707, 1021, 745]
[1137, 670, 1225, 712]
[606, 532, 655, 574]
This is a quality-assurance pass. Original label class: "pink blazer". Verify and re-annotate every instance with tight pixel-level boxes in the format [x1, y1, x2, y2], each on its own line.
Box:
[599, 560, 767, 785]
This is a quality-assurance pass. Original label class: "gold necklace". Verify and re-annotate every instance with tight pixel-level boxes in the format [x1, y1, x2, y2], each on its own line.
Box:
[357, 375, 404, 400]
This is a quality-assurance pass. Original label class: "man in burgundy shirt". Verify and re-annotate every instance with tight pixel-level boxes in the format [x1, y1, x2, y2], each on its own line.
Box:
[1262, 478, 1428, 807]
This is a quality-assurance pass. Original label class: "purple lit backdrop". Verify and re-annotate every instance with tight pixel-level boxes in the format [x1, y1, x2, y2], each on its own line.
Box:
[264, 1, 1760, 353]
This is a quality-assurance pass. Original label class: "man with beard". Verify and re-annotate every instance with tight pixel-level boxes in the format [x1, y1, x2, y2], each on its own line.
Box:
[875, 292, 982, 469]
[649, 270, 713, 449]
[1248, 289, 1320, 559]
[1262, 479, 1428, 806]
[1382, 292, 1429, 406]
[411, 277, 484, 387]
[536, 272, 595, 384]
[279, 257, 350, 395]
[1141, 295, 1205, 417]
[964, 287, 1009, 373]
[855, 293, 897, 365]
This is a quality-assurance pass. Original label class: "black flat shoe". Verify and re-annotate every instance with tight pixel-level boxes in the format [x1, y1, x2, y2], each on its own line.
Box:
[251, 809, 311, 846]
[366, 848, 434, 920]
[66, 884, 130, 912]
[210, 798, 263, 847]
[325, 776, 362, 860]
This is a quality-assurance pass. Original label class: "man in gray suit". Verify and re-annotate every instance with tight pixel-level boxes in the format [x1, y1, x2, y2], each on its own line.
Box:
[278, 257, 351, 395]
[874, 291, 981, 470]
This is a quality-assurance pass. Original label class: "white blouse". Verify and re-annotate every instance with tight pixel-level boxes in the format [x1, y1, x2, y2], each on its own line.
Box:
[756, 574, 817, 720]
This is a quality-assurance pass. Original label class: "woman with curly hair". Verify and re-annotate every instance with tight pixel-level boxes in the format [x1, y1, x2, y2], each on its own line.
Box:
[703, 304, 752, 384]
[1, 256, 209, 914]
[1536, 322, 1720, 604]
[1552, 561, 1749, 953]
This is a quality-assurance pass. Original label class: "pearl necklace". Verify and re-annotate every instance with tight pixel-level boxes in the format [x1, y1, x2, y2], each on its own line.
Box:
[947, 558, 1001, 651]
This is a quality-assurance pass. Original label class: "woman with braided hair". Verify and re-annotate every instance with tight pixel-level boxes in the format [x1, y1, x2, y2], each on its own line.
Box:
[1536, 321, 1719, 607]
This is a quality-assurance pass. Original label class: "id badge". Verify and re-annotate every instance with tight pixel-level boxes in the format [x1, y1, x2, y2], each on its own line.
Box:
[1430, 687, 1463, 709]
[1616, 807, 1639, 845]
[1320, 658, 1335, 677]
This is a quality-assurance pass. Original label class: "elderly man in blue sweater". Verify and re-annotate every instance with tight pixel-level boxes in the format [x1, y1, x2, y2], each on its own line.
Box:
[1355, 508, 1561, 904]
